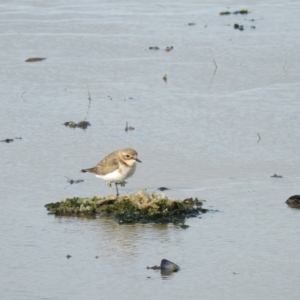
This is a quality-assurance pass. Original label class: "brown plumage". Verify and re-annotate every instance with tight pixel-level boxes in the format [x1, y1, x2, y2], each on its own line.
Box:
[82, 150, 120, 176]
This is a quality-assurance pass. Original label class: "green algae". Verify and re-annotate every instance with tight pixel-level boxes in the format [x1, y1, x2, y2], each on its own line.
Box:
[45, 189, 208, 225]
[220, 9, 248, 15]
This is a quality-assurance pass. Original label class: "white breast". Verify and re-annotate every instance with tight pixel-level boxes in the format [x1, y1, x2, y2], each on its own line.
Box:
[96, 163, 137, 182]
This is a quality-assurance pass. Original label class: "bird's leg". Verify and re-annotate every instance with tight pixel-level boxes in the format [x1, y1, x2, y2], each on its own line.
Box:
[115, 182, 119, 197]
[107, 182, 113, 195]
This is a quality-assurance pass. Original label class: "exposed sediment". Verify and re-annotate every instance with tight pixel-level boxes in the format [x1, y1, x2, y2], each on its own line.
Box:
[45, 189, 208, 225]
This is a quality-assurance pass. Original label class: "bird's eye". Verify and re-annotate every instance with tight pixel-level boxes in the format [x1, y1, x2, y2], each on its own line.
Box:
[126, 155, 130, 158]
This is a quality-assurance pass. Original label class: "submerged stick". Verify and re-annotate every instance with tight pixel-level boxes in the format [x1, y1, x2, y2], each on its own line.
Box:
[209, 49, 218, 71]
[87, 84, 91, 101]
[283, 61, 287, 75]
[209, 49, 218, 88]
[84, 84, 92, 120]
[257, 133, 261, 143]
[21, 89, 27, 101]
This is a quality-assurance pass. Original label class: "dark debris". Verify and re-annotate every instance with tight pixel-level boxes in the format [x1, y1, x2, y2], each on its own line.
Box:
[1, 137, 22, 143]
[64, 120, 91, 130]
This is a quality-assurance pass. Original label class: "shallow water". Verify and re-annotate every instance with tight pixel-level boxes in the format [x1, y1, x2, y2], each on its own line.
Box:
[1, 1, 300, 299]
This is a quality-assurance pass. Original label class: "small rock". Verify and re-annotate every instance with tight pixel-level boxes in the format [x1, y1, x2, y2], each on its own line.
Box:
[270, 174, 283, 178]
[286, 195, 300, 209]
[160, 259, 180, 272]
[25, 57, 46, 62]
[157, 187, 170, 191]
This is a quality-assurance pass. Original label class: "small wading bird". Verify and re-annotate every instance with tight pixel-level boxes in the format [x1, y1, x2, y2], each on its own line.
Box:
[81, 148, 141, 196]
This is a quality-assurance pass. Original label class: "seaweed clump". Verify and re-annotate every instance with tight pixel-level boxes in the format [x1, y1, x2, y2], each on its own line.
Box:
[64, 120, 91, 129]
[220, 10, 248, 15]
[45, 190, 208, 225]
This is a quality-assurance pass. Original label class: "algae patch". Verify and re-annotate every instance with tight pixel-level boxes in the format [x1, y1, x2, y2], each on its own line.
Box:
[45, 189, 208, 225]
[220, 9, 248, 15]
[63, 120, 91, 130]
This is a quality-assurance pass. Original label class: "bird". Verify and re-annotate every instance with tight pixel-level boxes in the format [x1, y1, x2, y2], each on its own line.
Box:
[81, 148, 141, 196]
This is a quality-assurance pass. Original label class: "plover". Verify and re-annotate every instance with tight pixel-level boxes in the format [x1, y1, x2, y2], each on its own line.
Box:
[81, 148, 141, 196]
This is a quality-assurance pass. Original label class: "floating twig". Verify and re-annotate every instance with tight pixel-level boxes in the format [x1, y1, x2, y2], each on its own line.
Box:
[84, 84, 92, 121]
[65, 176, 84, 184]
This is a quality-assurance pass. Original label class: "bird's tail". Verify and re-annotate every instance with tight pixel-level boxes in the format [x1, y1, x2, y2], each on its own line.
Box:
[81, 168, 94, 173]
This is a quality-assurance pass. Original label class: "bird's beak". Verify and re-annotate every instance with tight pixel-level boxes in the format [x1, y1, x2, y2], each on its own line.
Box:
[136, 158, 142, 163]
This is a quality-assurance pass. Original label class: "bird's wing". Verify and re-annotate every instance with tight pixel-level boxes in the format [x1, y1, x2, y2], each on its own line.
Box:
[94, 150, 120, 175]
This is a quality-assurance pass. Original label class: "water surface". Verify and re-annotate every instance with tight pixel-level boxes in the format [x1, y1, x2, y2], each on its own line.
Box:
[1, 1, 300, 299]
